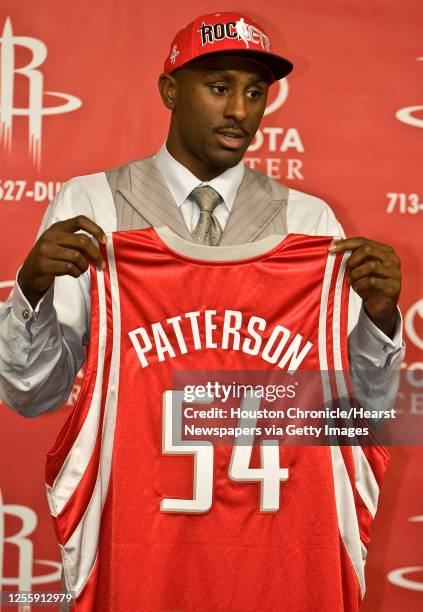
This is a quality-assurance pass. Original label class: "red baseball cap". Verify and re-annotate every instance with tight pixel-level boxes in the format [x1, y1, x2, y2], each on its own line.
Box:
[163, 12, 293, 83]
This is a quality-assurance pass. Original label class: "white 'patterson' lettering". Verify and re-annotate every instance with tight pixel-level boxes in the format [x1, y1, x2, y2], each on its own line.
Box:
[128, 309, 313, 372]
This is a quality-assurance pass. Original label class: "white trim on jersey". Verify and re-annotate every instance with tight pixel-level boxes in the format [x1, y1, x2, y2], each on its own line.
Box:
[62, 472, 103, 593]
[332, 252, 349, 370]
[47, 269, 108, 518]
[317, 249, 335, 381]
[99, 238, 122, 507]
[332, 253, 380, 562]
[58, 238, 122, 598]
[329, 445, 365, 594]
[318, 251, 366, 598]
[351, 446, 379, 518]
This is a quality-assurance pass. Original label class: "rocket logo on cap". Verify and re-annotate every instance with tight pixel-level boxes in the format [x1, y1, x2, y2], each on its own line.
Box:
[235, 18, 250, 49]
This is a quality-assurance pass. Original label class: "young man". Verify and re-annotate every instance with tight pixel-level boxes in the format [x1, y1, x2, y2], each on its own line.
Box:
[0, 11, 403, 611]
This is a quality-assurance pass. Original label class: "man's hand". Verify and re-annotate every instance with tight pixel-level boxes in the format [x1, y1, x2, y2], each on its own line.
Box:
[329, 237, 401, 338]
[18, 216, 107, 309]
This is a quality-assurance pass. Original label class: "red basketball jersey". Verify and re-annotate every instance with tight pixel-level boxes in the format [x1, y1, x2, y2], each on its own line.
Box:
[45, 228, 389, 611]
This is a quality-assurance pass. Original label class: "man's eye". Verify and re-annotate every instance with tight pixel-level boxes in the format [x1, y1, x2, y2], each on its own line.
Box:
[247, 90, 262, 100]
[210, 85, 227, 94]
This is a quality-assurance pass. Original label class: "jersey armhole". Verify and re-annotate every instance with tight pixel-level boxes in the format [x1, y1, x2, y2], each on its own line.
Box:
[45, 267, 101, 479]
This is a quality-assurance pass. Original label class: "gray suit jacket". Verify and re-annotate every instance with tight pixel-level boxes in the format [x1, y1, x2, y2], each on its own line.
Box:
[106, 156, 288, 242]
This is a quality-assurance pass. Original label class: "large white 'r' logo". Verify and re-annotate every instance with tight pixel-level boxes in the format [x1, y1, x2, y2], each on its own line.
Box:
[0, 17, 82, 168]
[0, 489, 62, 607]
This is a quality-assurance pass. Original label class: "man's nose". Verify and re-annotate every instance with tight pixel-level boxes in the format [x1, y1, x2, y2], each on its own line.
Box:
[223, 92, 248, 122]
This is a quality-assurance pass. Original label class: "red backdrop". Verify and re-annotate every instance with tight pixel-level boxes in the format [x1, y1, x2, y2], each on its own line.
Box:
[0, 1, 422, 610]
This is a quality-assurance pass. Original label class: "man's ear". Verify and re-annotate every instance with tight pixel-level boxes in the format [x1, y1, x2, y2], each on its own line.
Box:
[158, 73, 177, 110]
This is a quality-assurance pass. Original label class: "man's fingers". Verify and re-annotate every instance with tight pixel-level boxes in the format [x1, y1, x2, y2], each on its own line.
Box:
[326, 235, 401, 333]
[58, 232, 105, 269]
[346, 245, 399, 271]
[348, 261, 400, 284]
[55, 215, 107, 245]
[42, 259, 84, 279]
[351, 276, 400, 297]
[17, 216, 107, 307]
[329, 237, 394, 254]
[328, 236, 400, 269]
[50, 247, 90, 274]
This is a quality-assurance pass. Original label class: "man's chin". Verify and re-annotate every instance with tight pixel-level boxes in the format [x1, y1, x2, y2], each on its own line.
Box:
[206, 146, 246, 170]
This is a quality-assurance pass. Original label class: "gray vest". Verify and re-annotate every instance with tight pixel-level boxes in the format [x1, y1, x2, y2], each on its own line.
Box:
[105, 156, 288, 244]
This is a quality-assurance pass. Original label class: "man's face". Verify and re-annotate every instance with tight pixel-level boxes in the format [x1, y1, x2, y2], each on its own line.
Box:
[164, 55, 271, 179]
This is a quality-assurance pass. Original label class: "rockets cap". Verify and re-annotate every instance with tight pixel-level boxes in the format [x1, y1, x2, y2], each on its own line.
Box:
[163, 12, 294, 83]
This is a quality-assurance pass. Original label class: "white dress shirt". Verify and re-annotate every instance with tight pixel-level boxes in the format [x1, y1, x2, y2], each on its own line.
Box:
[155, 144, 245, 232]
[0, 145, 404, 416]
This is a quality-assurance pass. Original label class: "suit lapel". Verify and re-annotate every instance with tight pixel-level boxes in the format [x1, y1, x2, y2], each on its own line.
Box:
[219, 167, 288, 245]
[117, 157, 191, 239]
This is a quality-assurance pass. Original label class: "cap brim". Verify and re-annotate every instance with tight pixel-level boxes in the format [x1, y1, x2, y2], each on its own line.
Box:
[181, 49, 293, 82]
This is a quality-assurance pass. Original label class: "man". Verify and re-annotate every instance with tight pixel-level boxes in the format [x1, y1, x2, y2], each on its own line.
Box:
[0, 10, 403, 610]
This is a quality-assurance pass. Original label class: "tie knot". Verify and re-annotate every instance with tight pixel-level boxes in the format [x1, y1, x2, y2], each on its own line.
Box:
[191, 185, 222, 213]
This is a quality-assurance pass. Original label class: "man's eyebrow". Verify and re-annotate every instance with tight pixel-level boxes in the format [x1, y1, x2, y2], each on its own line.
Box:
[204, 70, 236, 80]
[204, 70, 268, 85]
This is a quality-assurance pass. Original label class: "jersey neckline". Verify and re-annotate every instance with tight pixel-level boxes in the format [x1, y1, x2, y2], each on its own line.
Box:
[150, 226, 291, 265]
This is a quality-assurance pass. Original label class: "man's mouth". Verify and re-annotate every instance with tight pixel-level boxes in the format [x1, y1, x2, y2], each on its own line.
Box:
[215, 128, 247, 150]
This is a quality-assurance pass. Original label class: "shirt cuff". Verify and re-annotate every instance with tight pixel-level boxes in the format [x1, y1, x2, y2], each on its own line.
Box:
[11, 269, 55, 332]
[355, 304, 404, 368]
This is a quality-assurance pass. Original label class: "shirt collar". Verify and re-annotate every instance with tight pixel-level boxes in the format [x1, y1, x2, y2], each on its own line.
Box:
[154, 143, 245, 212]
